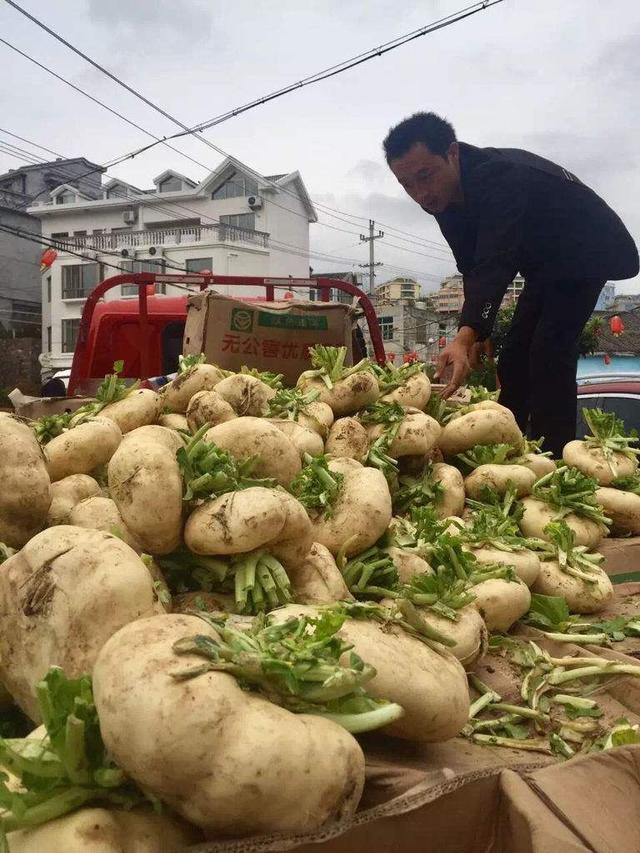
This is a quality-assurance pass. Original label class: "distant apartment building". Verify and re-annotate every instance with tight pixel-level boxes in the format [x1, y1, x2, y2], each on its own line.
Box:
[431, 273, 525, 313]
[27, 156, 317, 370]
[308, 271, 363, 304]
[594, 283, 616, 311]
[375, 276, 421, 301]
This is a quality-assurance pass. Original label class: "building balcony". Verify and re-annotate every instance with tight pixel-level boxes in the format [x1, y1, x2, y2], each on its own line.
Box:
[52, 222, 270, 254]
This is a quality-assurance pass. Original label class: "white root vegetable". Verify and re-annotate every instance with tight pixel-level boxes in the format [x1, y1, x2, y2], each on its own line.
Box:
[0, 415, 50, 549]
[596, 486, 640, 536]
[186, 389, 236, 432]
[381, 371, 431, 409]
[438, 405, 523, 457]
[464, 464, 537, 499]
[213, 373, 276, 416]
[272, 604, 470, 742]
[0, 526, 165, 720]
[69, 495, 143, 552]
[159, 363, 226, 413]
[367, 411, 441, 459]
[325, 417, 369, 462]
[519, 497, 604, 549]
[431, 462, 465, 519]
[7, 807, 201, 853]
[471, 577, 531, 632]
[519, 452, 556, 479]
[93, 614, 365, 836]
[157, 413, 189, 431]
[384, 546, 432, 583]
[533, 561, 613, 614]
[291, 543, 353, 604]
[418, 606, 488, 670]
[100, 388, 161, 434]
[268, 418, 324, 459]
[298, 371, 380, 417]
[108, 425, 184, 555]
[46, 474, 101, 527]
[204, 417, 301, 486]
[311, 459, 392, 557]
[185, 486, 313, 567]
[297, 400, 335, 438]
[469, 546, 541, 587]
[45, 417, 122, 482]
[563, 439, 637, 485]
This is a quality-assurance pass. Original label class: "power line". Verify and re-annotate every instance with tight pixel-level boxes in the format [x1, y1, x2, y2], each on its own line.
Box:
[0, 126, 64, 159]
[1, 0, 494, 257]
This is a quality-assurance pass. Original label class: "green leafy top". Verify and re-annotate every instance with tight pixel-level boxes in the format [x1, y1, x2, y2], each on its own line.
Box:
[456, 443, 516, 471]
[359, 400, 405, 428]
[289, 454, 344, 517]
[299, 345, 373, 389]
[467, 386, 499, 404]
[239, 366, 284, 389]
[531, 521, 605, 583]
[524, 592, 640, 644]
[171, 609, 403, 733]
[177, 425, 277, 501]
[522, 437, 553, 459]
[178, 353, 206, 373]
[338, 546, 399, 600]
[393, 465, 444, 516]
[267, 387, 320, 420]
[424, 393, 454, 425]
[532, 465, 611, 528]
[372, 361, 424, 393]
[611, 474, 640, 495]
[583, 408, 640, 463]
[402, 567, 476, 621]
[0, 668, 145, 841]
[31, 413, 73, 445]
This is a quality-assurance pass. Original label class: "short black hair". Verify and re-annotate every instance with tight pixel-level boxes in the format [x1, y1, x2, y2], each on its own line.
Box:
[383, 112, 457, 162]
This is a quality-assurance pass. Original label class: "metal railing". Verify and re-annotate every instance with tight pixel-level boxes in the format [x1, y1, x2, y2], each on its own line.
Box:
[52, 222, 270, 253]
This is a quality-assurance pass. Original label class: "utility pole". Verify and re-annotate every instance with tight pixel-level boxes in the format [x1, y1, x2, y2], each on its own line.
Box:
[359, 219, 384, 294]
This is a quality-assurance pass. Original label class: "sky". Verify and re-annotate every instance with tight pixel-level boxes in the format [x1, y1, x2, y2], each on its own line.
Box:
[1, 0, 639, 294]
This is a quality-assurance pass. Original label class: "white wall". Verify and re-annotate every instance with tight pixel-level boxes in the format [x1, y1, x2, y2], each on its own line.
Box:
[34, 179, 312, 369]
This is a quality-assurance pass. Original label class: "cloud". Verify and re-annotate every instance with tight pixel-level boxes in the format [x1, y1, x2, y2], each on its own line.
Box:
[87, 0, 212, 44]
[593, 33, 640, 83]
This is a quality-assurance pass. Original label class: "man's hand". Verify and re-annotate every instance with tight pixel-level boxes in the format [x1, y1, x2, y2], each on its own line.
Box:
[435, 327, 477, 398]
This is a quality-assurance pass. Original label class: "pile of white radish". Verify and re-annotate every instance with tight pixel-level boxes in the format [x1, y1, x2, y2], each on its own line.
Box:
[0, 350, 637, 850]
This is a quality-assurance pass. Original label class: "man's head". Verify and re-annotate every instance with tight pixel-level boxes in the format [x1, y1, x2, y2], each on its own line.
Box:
[383, 112, 462, 214]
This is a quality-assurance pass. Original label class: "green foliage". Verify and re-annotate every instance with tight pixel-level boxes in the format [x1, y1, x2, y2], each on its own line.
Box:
[289, 454, 344, 516]
[267, 387, 320, 419]
[532, 465, 610, 528]
[239, 366, 284, 389]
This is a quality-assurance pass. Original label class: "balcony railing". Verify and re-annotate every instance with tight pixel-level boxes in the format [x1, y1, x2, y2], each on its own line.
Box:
[52, 222, 270, 253]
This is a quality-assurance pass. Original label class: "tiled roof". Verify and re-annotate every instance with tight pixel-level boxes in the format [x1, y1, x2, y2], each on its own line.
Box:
[593, 309, 640, 354]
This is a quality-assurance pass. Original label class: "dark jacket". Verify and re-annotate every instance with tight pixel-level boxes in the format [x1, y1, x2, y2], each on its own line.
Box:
[435, 142, 639, 339]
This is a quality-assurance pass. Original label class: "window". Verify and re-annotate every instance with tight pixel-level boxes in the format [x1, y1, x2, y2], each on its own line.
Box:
[61, 263, 102, 299]
[185, 257, 213, 273]
[212, 171, 259, 200]
[61, 318, 80, 353]
[73, 230, 87, 237]
[220, 213, 256, 231]
[50, 232, 69, 246]
[46, 325, 52, 352]
[106, 185, 126, 199]
[46, 276, 51, 303]
[121, 259, 166, 296]
[379, 316, 394, 341]
[92, 229, 105, 236]
[158, 176, 182, 193]
[55, 190, 76, 204]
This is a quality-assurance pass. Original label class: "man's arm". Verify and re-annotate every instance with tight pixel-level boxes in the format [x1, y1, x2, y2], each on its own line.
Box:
[436, 160, 528, 396]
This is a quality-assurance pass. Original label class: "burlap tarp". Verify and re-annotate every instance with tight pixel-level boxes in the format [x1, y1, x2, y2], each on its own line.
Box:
[182, 581, 640, 853]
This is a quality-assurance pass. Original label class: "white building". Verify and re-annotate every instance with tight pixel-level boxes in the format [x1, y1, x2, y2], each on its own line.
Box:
[28, 157, 317, 370]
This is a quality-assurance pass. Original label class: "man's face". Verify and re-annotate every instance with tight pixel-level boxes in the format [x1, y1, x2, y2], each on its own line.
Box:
[389, 141, 462, 214]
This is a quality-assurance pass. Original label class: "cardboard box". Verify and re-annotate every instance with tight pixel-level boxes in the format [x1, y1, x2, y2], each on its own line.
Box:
[183, 292, 355, 385]
[8, 389, 93, 419]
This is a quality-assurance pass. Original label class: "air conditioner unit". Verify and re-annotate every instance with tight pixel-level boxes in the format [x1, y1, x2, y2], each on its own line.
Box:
[148, 246, 157, 255]
[120, 249, 130, 258]
[123, 208, 137, 225]
[247, 195, 263, 210]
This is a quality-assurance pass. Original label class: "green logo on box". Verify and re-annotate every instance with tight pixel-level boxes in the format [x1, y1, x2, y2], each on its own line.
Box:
[257, 312, 328, 330]
[230, 308, 254, 332]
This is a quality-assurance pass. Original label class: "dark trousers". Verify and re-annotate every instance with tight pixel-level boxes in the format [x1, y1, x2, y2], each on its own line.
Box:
[497, 277, 605, 458]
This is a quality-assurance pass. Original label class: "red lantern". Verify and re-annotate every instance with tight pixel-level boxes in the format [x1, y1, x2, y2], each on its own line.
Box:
[610, 315, 624, 336]
[386, 352, 396, 363]
[403, 351, 417, 364]
[438, 336, 446, 348]
[603, 353, 611, 365]
[40, 248, 57, 272]
[284, 291, 295, 300]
